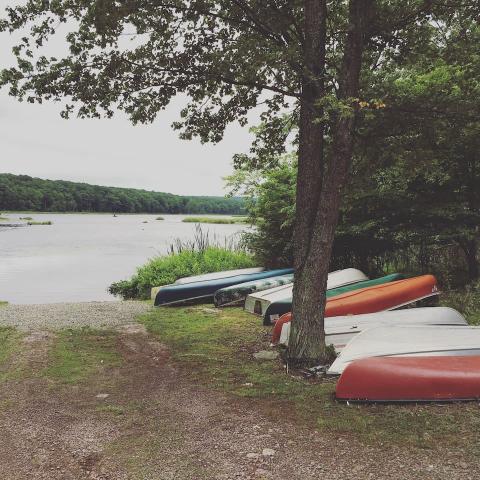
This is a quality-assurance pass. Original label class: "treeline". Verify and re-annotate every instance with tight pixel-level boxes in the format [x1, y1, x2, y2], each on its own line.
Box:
[0, 173, 245, 215]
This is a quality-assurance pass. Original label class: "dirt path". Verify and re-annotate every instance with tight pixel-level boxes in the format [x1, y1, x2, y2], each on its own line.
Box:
[0, 320, 478, 480]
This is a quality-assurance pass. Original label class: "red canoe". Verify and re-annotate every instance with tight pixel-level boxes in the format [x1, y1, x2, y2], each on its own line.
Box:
[271, 275, 438, 344]
[336, 356, 480, 402]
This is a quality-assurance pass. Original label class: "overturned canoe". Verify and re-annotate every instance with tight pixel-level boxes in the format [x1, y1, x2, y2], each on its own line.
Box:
[174, 267, 265, 285]
[271, 275, 439, 343]
[214, 273, 294, 307]
[245, 268, 369, 317]
[328, 324, 480, 375]
[263, 273, 404, 325]
[154, 268, 294, 306]
[336, 356, 480, 402]
[277, 307, 467, 349]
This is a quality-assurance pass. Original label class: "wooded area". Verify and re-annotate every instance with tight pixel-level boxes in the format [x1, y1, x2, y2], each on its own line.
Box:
[0, 173, 245, 214]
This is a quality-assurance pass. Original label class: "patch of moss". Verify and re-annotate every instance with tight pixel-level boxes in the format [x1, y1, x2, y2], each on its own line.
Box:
[44, 327, 121, 384]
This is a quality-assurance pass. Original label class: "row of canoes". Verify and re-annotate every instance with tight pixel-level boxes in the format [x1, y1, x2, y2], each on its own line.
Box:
[152, 266, 479, 403]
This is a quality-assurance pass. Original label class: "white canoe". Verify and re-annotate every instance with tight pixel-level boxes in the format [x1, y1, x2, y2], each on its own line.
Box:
[174, 267, 265, 285]
[279, 307, 467, 350]
[244, 268, 368, 315]
[328, 323, 480, 375]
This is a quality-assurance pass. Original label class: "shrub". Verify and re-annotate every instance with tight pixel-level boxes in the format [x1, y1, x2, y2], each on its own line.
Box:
[109, 226, 255, 300]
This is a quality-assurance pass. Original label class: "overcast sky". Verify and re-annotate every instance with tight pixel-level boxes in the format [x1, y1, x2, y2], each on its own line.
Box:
[0, 2, 254, 196]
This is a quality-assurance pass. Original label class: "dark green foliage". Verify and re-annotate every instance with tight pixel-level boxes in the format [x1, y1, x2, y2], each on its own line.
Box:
[243, 162, 296, 268]
[0, 173, 245, 214]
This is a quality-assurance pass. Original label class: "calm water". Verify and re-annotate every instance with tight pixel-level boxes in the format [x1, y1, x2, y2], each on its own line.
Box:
[0, 214, 246, 304]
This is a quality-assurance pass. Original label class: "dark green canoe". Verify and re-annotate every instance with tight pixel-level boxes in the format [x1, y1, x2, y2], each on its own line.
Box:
[263, 273, 405, 325]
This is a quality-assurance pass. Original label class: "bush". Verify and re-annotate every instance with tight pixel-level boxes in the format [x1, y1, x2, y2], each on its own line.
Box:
[109, 226, 255, 300]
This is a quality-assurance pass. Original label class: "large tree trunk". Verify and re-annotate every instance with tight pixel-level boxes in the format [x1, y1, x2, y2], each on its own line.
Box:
[288, 0, 373, 366]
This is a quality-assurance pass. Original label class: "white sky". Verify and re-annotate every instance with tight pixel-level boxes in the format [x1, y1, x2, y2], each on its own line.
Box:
[0, 1, 254, 196]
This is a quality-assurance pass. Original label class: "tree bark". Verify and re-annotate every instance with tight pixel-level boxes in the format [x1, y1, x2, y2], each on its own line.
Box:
[288, 0, 373, 366]
[288, 0, 327, 366]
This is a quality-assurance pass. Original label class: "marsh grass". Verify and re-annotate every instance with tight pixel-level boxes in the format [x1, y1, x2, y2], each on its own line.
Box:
[182, 216, 248, 224]
[156, 216, 164, 220]
[109, 225, 255, 299]
[28, 221, 52, 225]
[140, 305, 480, 449]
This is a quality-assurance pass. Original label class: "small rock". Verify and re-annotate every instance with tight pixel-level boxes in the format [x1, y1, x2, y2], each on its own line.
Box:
[262, 448, 275, 457]
[95, 393, 109, 400]
[253, 351, 279, 361]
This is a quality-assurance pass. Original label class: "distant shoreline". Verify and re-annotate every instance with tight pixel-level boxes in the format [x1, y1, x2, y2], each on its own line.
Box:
[1, 211, 240, 216]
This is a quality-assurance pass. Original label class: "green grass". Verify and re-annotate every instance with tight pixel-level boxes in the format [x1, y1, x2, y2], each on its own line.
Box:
[0, 328, 21, 366]
[0, 301, 8, 307]
[19, 216, 33, 220]
[28, 220, 52, 225]
[441, 280, 480, 325]
[140, 306, 480, 449]
[43, 327, 121, 384]
[156, 216, 164, 220]
[109, 246, 255, 300]
[0, 216, 10, 221]
[182, 216, 248, 224]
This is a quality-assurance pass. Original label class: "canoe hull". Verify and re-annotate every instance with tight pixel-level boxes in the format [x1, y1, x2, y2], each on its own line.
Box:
[278, 307, 467, 349]
[154, 268, 293, 306]
[245, 268, 369, 317]
[214, 274, 294, 307]
[263, 273, 404, 325]
[336, 356, 480, 402]
[271, 275, 440, 344]
[327, 324, 480, 375]
[174, 267, 265, 285]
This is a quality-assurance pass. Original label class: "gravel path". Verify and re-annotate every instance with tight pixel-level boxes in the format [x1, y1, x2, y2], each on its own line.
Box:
[0, 301, 151, 331]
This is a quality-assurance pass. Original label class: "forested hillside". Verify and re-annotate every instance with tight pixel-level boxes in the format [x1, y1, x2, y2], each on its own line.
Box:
[0, 173, 245, 214]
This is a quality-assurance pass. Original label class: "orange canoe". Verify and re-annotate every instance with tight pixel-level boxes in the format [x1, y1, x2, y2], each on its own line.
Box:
[271, 275, 439, 344]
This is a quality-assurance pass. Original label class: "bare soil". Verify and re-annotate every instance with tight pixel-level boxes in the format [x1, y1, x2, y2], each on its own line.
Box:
[0, 323, 479, 479]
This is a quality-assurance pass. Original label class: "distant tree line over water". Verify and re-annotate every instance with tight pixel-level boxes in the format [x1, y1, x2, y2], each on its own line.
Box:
[0, 174, 245, 215]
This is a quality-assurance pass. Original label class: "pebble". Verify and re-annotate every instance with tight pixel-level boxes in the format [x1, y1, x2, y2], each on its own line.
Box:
[262, 448, 275, 457]
[95, 394, 109, 400]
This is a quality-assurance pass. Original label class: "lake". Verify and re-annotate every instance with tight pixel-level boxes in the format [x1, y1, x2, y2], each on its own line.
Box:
[0, 213, 247, 304]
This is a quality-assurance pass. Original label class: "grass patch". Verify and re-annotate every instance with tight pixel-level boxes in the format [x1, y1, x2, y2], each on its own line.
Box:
[0, 328, 21, 366]
[0, 301, 8, 307]
[28, 220, 52, 225]
[441, 280, 480, 325]
[140, 305, 480, 449]
[44, 327, 121, 384]
[0, 327, 22, 382]
[0, 216, 10, 221]
[19, 216, 33, 220]
[155, 216, 164, 220]
[182, 216, 248, 224]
